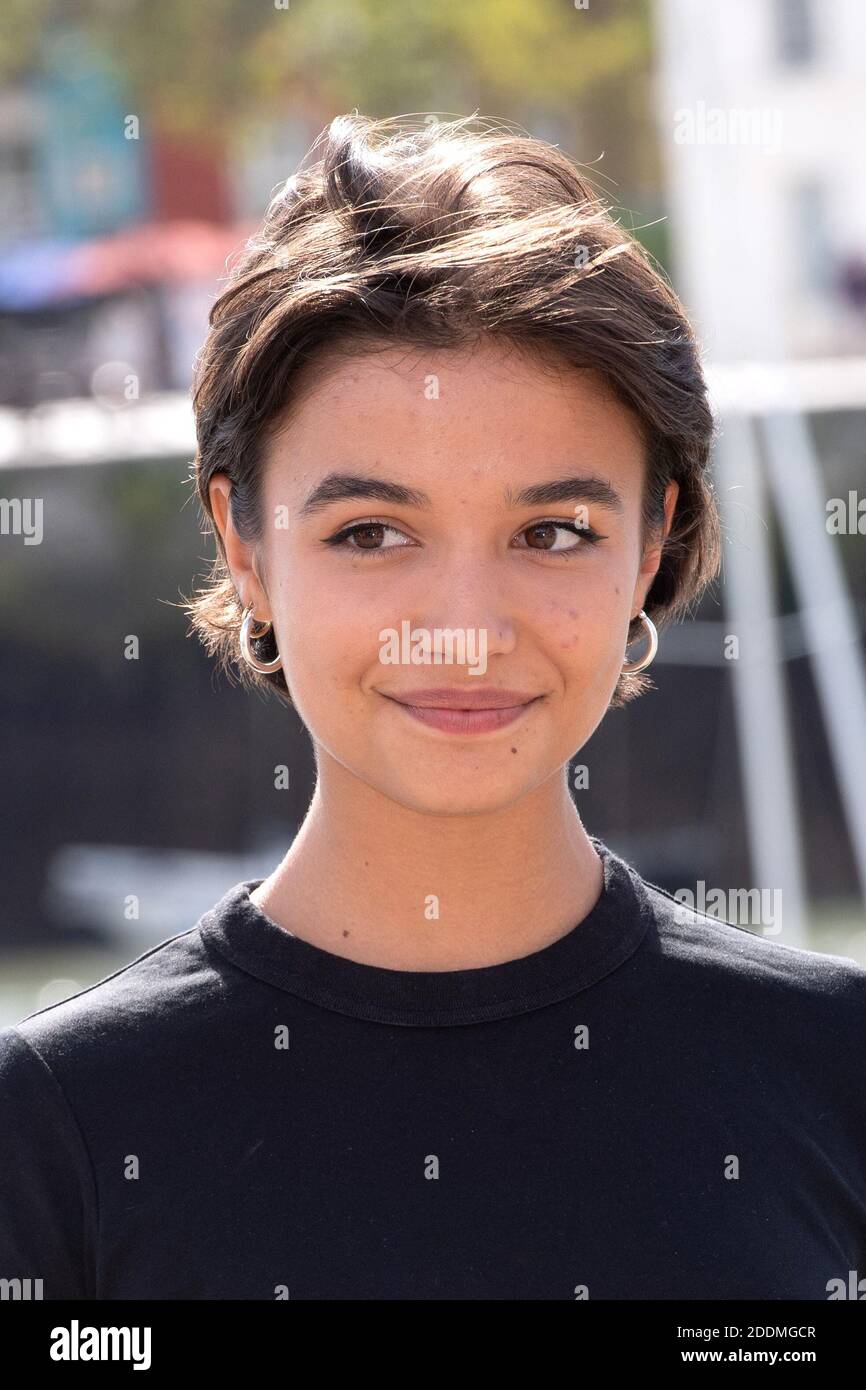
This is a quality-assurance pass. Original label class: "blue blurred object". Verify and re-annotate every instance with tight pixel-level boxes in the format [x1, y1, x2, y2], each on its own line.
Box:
[37, 28, 147, 240]
[0, 237, 82, 308]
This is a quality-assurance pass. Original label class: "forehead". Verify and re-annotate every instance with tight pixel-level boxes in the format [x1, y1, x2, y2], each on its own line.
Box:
[263, 336, 647, 482]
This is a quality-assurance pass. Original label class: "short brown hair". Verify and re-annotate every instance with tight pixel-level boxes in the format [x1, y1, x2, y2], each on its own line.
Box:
[183, 111, 720, 707]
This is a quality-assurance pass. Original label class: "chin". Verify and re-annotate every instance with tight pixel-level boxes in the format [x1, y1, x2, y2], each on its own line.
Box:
[377, 771, 547, 818]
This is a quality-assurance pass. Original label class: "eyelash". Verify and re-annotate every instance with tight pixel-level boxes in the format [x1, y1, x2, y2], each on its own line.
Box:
[321, 518, 607, 557]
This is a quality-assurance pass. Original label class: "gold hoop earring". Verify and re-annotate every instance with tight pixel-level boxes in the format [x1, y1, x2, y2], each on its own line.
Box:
[622, 610, 658, 674]
[239, 604, 283, 674]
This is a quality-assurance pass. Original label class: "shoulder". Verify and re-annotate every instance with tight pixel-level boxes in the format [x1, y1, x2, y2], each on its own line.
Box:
[637, 868, 866, 1025]
[4, 917, 227, 1091]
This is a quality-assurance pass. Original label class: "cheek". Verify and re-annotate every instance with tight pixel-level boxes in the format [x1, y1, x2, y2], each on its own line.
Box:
[273, 562, 378, 689]
[542, 579, 629, 658]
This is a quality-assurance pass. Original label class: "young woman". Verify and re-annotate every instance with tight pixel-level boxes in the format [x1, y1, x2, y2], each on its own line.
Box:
[2, 113, 864, 1302]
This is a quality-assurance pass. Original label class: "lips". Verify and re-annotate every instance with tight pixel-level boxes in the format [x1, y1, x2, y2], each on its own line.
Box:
[380, 687, 543, 735]
[383, 688, 538, 710]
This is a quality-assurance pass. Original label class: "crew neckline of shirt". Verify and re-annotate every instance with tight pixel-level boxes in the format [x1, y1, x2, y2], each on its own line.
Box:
[197, 838, 653, 1027]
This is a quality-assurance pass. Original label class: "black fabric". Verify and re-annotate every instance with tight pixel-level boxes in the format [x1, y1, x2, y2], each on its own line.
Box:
[1, 839, 865, 1301]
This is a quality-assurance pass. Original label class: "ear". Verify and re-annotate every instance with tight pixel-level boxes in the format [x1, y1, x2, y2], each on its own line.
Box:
[208, 474, 271, 621]
[631, 479, 679, 614]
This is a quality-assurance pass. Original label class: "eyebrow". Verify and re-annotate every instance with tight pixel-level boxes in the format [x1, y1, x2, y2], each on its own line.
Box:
[297, 471, 624, 518]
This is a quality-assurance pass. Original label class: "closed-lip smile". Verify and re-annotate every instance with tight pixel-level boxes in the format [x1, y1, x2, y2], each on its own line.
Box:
[382, 687, 539, 709]
[379, 687, 543, 735]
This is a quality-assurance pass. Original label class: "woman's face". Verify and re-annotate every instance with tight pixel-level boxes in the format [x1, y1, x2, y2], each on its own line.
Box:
[210, 336, 677, 816]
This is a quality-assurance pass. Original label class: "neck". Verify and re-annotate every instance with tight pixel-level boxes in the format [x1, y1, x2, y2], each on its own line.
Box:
[251, 753, 604, 970]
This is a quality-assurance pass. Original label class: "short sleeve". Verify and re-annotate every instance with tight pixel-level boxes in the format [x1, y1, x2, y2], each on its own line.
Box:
[0, 1025, 97, 1299]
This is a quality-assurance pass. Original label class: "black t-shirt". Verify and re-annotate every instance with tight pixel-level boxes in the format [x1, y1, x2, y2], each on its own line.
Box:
[1, 839, 865, 1301]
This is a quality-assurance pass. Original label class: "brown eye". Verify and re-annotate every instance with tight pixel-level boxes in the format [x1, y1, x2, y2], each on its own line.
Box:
[519, 521, 594, 553]
[524, 523, 562, 550]
[349, 523, 387, 550]
[323, 520, 415, 554]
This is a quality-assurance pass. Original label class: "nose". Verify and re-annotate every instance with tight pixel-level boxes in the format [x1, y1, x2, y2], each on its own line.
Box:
[408, 552, 519, 660]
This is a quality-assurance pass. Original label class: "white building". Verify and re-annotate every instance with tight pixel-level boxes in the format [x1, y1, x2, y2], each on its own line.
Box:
[655, 0, 866, 360]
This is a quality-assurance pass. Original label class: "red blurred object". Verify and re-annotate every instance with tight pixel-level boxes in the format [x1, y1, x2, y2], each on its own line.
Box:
[148, 128, 233, 224]
[66, 219, 260, 296]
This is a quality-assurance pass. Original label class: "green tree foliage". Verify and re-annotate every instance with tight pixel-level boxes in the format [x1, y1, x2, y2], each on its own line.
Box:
[0, 0, 658, 200]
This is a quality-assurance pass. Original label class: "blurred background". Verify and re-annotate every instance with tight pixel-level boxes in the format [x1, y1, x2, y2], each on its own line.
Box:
[1, 0, 865, 1024]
